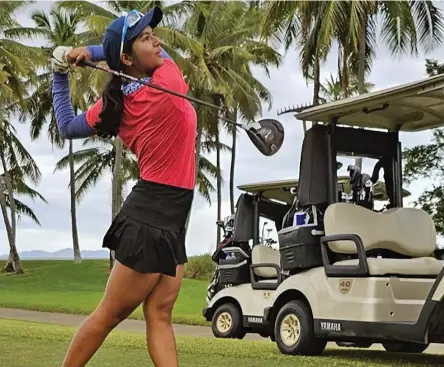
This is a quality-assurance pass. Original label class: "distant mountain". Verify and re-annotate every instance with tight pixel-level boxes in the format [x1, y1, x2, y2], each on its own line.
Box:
[0, 248, 109, 260]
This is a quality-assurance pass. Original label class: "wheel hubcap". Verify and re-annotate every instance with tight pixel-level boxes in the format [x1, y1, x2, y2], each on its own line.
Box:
[217, 312, 232, 333]
[280, 314, 301, 346]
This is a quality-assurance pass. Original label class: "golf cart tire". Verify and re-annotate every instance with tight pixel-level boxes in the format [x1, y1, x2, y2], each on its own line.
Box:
[382, 342, 429, 354]
[274, 300, 327, 356]
[211, 303, 244, 339]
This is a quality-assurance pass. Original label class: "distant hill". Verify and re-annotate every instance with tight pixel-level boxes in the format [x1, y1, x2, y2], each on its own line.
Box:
[0, 248, 109, 260]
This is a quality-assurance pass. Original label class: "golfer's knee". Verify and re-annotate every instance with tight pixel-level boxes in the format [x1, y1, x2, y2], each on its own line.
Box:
[146, 297, 175, 325]
[94, 304, 130, 330]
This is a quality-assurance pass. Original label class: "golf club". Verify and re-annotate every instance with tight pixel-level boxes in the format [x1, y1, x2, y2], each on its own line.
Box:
[79, 59, 285, 156]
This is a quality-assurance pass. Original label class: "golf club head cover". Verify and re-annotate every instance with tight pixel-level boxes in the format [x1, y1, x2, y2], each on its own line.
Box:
[246, 119, 285, 156]
[52, 46, 73, 74]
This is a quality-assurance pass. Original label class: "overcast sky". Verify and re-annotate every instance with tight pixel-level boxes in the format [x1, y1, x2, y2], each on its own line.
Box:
[1, 1, 443, 256]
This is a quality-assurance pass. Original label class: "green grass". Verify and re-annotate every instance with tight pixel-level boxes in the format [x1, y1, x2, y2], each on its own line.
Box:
[0, 260, 208, 325]
[1, 319, 444, 366]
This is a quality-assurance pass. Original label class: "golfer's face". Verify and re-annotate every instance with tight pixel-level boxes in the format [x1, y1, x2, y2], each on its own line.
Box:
[132, 26, 163, 72]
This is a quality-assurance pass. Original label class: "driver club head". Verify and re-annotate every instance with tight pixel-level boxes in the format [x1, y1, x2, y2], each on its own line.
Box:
[245, 119, 285, 156]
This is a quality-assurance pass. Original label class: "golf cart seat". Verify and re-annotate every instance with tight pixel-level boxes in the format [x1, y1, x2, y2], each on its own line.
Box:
[251, 245, 281, 278]
[324, 203, 443, 276]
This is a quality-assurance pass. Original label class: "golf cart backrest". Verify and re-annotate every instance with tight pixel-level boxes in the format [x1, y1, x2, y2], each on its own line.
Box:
[251, 245, 281, 278]
[232, 194, 255, 243]
[324, 203, 436, 257]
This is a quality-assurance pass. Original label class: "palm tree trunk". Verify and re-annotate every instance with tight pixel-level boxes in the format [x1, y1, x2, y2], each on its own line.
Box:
[0, 177, 23, 274]
[0, 152, 23, 274]
[312, 55, 321, 106]
[69, 139, 81, 263]
[1, 153, 16, 241]
[216, 126, 222, 246]
[110, 136, 123, 269]
[229, 109, 237, 214]
[4, 250, 14, 273]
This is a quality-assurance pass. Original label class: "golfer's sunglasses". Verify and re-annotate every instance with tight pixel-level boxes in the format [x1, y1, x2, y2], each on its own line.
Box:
[120, 9, 144, 55]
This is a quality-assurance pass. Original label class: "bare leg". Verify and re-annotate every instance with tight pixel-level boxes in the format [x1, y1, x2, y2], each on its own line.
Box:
[61, 260, 161, 367]
[143, 265, 184, 367]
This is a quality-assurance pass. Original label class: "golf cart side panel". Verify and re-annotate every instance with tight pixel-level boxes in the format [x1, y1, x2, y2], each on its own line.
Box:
[206, 285, 273, 319]
[431, 268, 444, 302]
[271, 268, 435, 324]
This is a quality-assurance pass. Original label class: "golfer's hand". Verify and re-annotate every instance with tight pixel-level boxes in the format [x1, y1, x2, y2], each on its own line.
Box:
[51, 46, 73, 74]
[66, 46, 91, 67]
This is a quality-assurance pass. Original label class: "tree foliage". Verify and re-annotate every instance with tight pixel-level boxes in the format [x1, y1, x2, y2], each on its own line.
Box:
[404, 127, 444, 234]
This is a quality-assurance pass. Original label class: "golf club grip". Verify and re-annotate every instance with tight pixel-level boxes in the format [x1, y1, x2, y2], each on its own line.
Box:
[79, 59, 96, 68]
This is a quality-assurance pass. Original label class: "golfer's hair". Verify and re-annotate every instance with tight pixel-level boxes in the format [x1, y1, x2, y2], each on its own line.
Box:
[94, 75, 123, 138]
[94, 40, 134, 138]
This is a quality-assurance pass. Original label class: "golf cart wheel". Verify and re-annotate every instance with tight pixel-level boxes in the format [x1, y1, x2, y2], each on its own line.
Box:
[274, 300, 327, 356]
[382, 342, 429, 354]
[211, 303, 244, 339]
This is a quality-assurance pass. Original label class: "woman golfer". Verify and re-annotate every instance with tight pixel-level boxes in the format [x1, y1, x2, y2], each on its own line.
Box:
[51, 7, 196, 367]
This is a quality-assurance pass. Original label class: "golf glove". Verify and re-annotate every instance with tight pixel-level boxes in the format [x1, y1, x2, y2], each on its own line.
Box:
[51, 46, 73, 74]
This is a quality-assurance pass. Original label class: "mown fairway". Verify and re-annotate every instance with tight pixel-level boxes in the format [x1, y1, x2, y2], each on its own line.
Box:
[0, 260, 208, 325]
[1, 319, 444, 367]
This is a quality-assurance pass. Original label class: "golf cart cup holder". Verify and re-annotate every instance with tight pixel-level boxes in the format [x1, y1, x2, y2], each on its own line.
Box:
[320, 234, 370, 277]
[218, 247, 251, 285]
[278, 225, 324, 273]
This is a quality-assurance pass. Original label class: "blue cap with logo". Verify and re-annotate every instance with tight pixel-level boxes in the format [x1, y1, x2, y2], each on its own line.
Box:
[103, 6, 163, 70]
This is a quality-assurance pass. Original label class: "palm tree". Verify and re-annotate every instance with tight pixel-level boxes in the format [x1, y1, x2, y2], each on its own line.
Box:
[2, 165, 47, 226]
[224, 4, 280, 215]
[318, 73, 375, 103]
[261, 1, 444, 171]
[5, 7, 104, 263]
[0, 1, 47, 273]
[345, 1, 444, 169]
[0, 117, 43, 274]
[260, 1, 334, 107]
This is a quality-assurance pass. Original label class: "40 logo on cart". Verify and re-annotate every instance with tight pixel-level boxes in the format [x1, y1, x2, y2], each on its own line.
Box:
[339, 279, 353, 294]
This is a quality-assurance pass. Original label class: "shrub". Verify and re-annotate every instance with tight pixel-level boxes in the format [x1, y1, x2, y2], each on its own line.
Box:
[184, 254, 215, 281]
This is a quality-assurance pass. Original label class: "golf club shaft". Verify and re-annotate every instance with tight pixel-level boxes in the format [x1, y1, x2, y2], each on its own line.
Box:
[80, 59, 245, 129]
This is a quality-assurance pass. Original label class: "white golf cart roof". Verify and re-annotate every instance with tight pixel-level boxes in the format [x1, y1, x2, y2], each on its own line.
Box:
[237, 178, 410, 205]
[295, 74, 444, 131]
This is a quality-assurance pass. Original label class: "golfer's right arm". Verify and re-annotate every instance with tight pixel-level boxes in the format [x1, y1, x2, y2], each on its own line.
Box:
[52, 72, 96, 139]
[51, 45, 105, 139]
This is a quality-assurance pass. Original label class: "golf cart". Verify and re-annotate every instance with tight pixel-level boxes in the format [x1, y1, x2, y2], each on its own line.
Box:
[204, 74, 444, 356]
[204, 173, 408, 340]
[204, 181, 291, 339]
[260, 74, 444, 356]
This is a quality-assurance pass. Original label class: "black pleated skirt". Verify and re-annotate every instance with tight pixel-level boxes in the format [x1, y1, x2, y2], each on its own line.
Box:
[102, 179, 194, 277]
